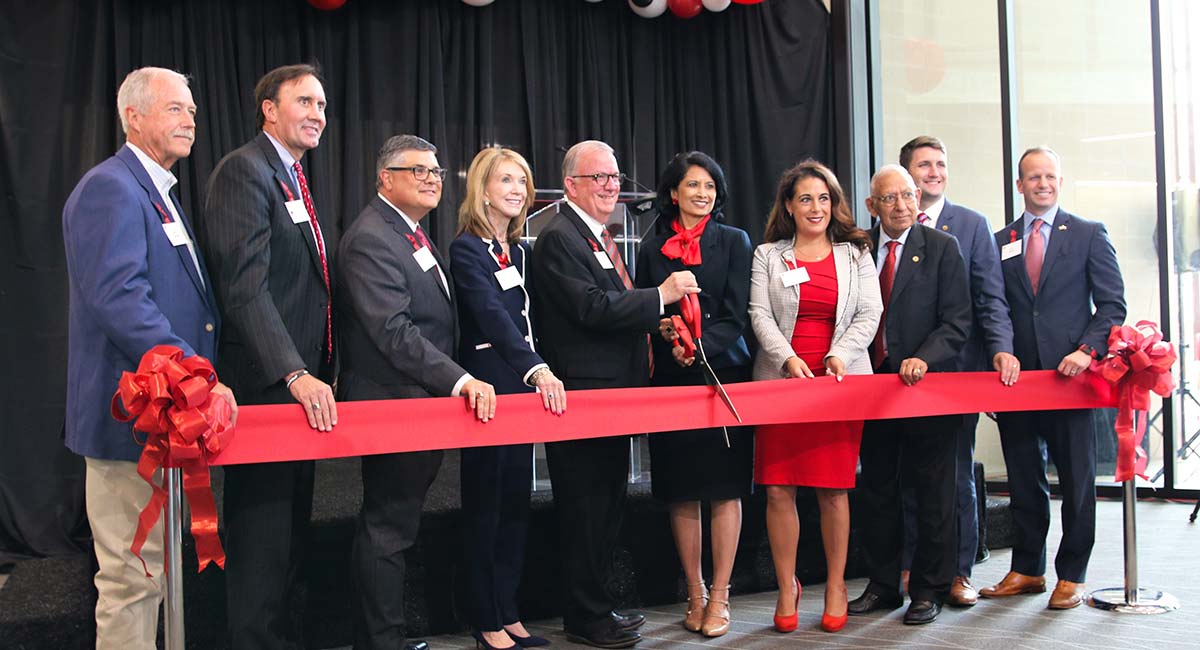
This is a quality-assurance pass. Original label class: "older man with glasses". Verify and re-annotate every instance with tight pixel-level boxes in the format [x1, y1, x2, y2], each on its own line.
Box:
[846, 164, 972, 626]
[530, 140, 699, 648]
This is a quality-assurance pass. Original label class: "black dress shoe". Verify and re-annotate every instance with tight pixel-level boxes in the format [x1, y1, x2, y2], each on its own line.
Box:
[903, 600, 942, 625]
[507, 630, 551, 647]
[564, 623, 641, 649]
[975, 545, 991, 564]
[610, 610, 646, 630]
[847, 591, 903, 616]
[404, 642, 430, 650]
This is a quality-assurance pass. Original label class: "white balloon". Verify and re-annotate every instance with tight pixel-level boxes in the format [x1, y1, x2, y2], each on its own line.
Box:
[628, 0, 668, 18]
[462, 0, 495, 6]
[701, 0, 732, 10]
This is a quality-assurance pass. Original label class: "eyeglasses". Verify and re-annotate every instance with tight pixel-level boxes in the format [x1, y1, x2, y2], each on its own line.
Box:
[570, 172, 626, 186]
[386, 165, 448, 182]
[872, 190, 917, 206]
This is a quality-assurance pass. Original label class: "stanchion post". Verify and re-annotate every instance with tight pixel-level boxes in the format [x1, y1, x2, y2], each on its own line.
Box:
[164, 467, 186, 649]
[1088, 470, 1179, 614]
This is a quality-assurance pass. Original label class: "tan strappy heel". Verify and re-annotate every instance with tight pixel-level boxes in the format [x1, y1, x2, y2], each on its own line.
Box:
[702, 584, 731, 637]
[683, 580, 708, 632]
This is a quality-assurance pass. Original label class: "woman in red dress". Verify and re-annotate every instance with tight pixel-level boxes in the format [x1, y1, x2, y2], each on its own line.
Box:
[748, 160, 882, 633]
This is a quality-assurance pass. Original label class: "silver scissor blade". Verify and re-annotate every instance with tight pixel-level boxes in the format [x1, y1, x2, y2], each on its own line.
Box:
[696, 339, 743, 424]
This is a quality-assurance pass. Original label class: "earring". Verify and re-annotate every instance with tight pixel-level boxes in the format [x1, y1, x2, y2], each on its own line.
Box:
[484, 199, 491, 207]
[672, 198, 678, 205]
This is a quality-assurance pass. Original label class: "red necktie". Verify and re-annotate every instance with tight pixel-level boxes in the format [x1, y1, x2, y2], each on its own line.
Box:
[1025, 218, 1045, 296]
[414, 226, 449, 296]
[871, 240, 899, 368]
[292, 161, 332, 364]
[917, 212, 930, 225]
[600, 228, 653, 375]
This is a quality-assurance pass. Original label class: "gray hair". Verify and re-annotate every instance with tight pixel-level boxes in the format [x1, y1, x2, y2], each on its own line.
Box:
[562, 140, 614, 180]
[870, 163, 917, 196]
[376, 134, 438, 186]
[117, 67, 189, 134]
[1017, 145, 1061, 178]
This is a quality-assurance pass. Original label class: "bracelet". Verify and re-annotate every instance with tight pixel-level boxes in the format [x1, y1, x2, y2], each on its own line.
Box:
[529, 367, 549, 385]
[285, 369, 309, 389]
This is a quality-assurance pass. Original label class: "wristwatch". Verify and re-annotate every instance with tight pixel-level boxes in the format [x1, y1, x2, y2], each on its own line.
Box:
[1077, 343, 1099, 360]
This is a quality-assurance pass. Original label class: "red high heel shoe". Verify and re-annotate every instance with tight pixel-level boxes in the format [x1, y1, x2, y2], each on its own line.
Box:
[773, 576, 801, 633]
[821, 611, 848, 633]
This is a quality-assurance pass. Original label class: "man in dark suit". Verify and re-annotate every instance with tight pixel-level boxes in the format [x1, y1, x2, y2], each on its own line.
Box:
[847, 164, 972, 625]
[197, 64, 337, 649]
[63, 66, 237, 649]
[897, 136, 1019, 607]
[531, 140, 699, 648]
[980, 146, 1126, 610]
[337, 134, 496, 650]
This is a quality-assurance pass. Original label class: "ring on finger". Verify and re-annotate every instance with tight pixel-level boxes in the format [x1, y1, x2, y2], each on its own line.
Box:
[312, 403, 321, 410]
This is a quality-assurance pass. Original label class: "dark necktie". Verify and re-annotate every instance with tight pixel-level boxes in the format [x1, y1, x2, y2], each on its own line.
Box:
[292, 161, 332, 364]
[1025, 218, 1046, 295]
[872, 240, 900, 369]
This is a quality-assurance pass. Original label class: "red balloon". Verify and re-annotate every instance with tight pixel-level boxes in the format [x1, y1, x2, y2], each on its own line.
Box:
[668, 0, 703, 18]
[307, 0, 347, 9]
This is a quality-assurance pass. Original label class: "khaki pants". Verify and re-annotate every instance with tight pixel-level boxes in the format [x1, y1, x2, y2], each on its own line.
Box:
[85, 457, 164, 650]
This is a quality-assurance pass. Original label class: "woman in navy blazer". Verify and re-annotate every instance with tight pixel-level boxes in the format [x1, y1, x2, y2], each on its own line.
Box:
[634, 151, 754, 638]
[450, 147, 566, 650]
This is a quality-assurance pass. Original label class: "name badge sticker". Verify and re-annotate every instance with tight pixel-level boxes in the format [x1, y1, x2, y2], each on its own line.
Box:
[1000, 240, 1022, 261]
[162, 220, 189, 247]
[494, 265, 523, 291]
[413, 246, 438, 272]
[781, 266, 811, 288]
[594, 251, 615, 270]
[285, 199, 309, 225]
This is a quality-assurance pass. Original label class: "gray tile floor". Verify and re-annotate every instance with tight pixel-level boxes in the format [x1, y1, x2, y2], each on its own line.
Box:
[383, 500, 1199, 650]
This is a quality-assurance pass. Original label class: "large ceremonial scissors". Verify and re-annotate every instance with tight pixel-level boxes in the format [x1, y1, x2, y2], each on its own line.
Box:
[671, 293, 742, 446]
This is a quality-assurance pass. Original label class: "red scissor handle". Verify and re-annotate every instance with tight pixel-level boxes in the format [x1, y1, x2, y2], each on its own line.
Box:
[670, 315, 696, 358]
[680, 293, 701, 340]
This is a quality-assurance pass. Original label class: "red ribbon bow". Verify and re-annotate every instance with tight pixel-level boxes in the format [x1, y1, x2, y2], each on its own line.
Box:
[1088, 321, 1176, 482]
[111, 344, 234, 574]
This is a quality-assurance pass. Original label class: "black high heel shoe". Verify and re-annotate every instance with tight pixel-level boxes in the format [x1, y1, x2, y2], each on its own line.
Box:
[472, 630, 518, 650]
[505, 629, 550, 647]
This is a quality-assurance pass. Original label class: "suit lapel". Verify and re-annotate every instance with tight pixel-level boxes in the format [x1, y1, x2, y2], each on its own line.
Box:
[255, 133, 326, 283]
[890, 226, 923, 302]
[562, 204, 625, 291]
[167, 189, 215, 308]
[1036, 208, 1070, 296]
[116, 146, 210, 305]
[938, 200, 957, 236]
[376, 197, 450, 302]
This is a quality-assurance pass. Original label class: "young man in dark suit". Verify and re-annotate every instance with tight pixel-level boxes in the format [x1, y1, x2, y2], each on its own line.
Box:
[980, 146, 1126, 610]
[63, 66, 237, 650]
[530, 140, 699, 649]
[336, 134, 496, 650]
[847, 164, 972, 625]
[896, 136, 1020, 606]
[197, 63, 337, 649]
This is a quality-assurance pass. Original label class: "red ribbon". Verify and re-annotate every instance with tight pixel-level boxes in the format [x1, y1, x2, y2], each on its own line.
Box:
[208, 370, 1114, 466]
[111, 345, 233, 574]
[660, 215, 710, 265]
[1088, 321, 1177, 482]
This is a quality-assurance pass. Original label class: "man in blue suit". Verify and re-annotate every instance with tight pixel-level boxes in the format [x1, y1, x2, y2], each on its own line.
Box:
[979, 146, 1126, 610]
[62, 67, 237, 649]
[897, 136, 1019, 607]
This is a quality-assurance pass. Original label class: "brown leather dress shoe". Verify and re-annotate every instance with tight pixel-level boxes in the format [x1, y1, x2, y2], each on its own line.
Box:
[948, 576, 978, 607]
[979, 571, 1046, 598]
[1048, 580, 1086, 609]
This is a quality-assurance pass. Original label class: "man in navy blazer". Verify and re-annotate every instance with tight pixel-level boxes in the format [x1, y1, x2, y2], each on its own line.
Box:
[897, 136, 1019, 607]
[848, 165, 972, 626]
[63, 67, 236, 649]
[979, 146, 1126, 610]
[337, 134, 495, 650]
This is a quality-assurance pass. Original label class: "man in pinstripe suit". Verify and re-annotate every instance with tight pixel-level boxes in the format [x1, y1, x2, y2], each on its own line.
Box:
[197, 63, 337, 650]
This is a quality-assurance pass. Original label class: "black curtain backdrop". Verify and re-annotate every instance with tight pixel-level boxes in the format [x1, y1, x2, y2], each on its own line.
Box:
[0, 0, 833, 561]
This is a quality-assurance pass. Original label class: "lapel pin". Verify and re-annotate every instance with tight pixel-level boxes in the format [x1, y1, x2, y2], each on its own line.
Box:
[912, 255, 920, 262]
[1058, 224, 1068, 230]
[941, 225, 949, 231]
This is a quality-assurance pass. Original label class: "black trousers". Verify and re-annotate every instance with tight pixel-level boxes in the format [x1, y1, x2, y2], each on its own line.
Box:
[460, 443, 533, 631]
[859, 415, 960, 604]
[545, 435, 630, 630]
[224, 459, 315, 650]
[996, 409, 1096, 582]
[352, 450, 443, 650]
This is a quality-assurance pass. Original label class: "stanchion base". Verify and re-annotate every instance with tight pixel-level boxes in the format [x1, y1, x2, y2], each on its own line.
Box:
[1089, 588, 1180, 614]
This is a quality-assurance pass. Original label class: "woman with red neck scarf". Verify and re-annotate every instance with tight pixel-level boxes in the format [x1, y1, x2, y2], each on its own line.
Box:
[634, 151, 753, 639]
